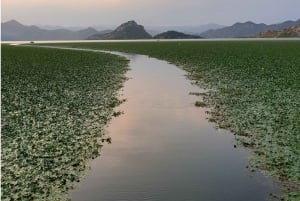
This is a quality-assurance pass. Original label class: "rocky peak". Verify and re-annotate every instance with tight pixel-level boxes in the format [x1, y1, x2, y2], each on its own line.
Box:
[87, 20, 151, 40]
[115, 20, 142, 32]
[258, 24, 300, 38]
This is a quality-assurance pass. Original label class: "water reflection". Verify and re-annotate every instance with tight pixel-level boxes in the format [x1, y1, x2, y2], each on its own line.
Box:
[71, 52, 281, 201]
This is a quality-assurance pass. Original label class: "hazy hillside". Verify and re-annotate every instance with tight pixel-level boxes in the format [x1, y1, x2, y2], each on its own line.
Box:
[146, 23, 224, 36]
[1, 20, 99, 41]
[88, 21, 152, 40]
[201, 19, 300, 38]
[2, 19, 299, 40]
[153, 31, 202, 39]
[259, 24, 300, 37]
[267, 20, 300, 31]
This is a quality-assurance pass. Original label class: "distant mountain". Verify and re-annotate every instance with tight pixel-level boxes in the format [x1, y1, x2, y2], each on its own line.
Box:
[38, 24, 114, 32]
[1, 20, 99, 41]
[200, 19, 300, 38]
[4, 19, 299, 40]
[200, 21, 267, 38]
[37, 25, 86, 31]
[153, 31, 202, 39]
[258, 24, 300, 38]
[88, 20, 152, 40]
[146, 23, 224, 36]
[267, 20, 300, 31]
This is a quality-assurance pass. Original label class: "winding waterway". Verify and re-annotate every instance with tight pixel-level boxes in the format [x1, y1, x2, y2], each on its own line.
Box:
[66, 51, 281, 201]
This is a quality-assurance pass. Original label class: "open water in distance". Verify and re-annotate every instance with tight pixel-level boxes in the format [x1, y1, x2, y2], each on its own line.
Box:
[2, 37, 300, 45]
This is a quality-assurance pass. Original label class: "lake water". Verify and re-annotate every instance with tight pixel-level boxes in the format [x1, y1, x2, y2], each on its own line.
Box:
[68, 51, 281, 201]
[2, 37, 300, 46]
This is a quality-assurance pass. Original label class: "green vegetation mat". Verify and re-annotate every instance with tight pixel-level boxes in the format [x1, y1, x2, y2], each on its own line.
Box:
[1, 45, 128, 200]
[41, 41, 300, 200]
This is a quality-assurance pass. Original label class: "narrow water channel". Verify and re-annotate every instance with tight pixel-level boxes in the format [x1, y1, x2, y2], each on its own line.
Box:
[66, 51, 281, 201]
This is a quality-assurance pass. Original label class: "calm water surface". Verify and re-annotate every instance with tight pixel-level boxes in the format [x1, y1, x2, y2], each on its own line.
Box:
[69, 51, 281, 201]
[3, 37, 300, 46]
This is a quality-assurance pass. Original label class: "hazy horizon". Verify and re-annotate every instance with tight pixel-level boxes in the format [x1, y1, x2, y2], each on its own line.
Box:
[2, 0, 300, 27]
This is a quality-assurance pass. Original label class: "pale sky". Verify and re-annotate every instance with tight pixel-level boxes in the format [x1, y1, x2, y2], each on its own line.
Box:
[2, 0, 300, 26]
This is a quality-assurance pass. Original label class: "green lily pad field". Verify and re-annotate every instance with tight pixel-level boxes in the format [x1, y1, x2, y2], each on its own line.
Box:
[39, 40, 300, 200]
[1, 45, 128, 200]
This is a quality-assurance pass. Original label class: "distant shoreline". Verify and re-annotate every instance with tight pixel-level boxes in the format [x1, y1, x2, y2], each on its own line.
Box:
[2, 37, 300, 45]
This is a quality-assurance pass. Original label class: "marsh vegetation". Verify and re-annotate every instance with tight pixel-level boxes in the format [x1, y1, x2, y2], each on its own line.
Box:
[1, 45, 128, 200]
[39, 41, 300, 200]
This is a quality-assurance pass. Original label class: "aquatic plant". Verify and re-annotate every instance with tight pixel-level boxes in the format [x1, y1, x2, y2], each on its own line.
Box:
[194, 101, 206, 107]
[1, 45, 128, 200]
[40, 40, 300, 199]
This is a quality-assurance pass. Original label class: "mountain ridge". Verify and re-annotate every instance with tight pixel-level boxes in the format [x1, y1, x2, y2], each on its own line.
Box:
[87, 20, 152, 40]
[146, 23, 224, 36]
[1, 20, 100, 41]
[153, 31, 202, 39]
[2, 19, 300, 40]
[258, 24, 300, 38]
[200, 19, 300, 38]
